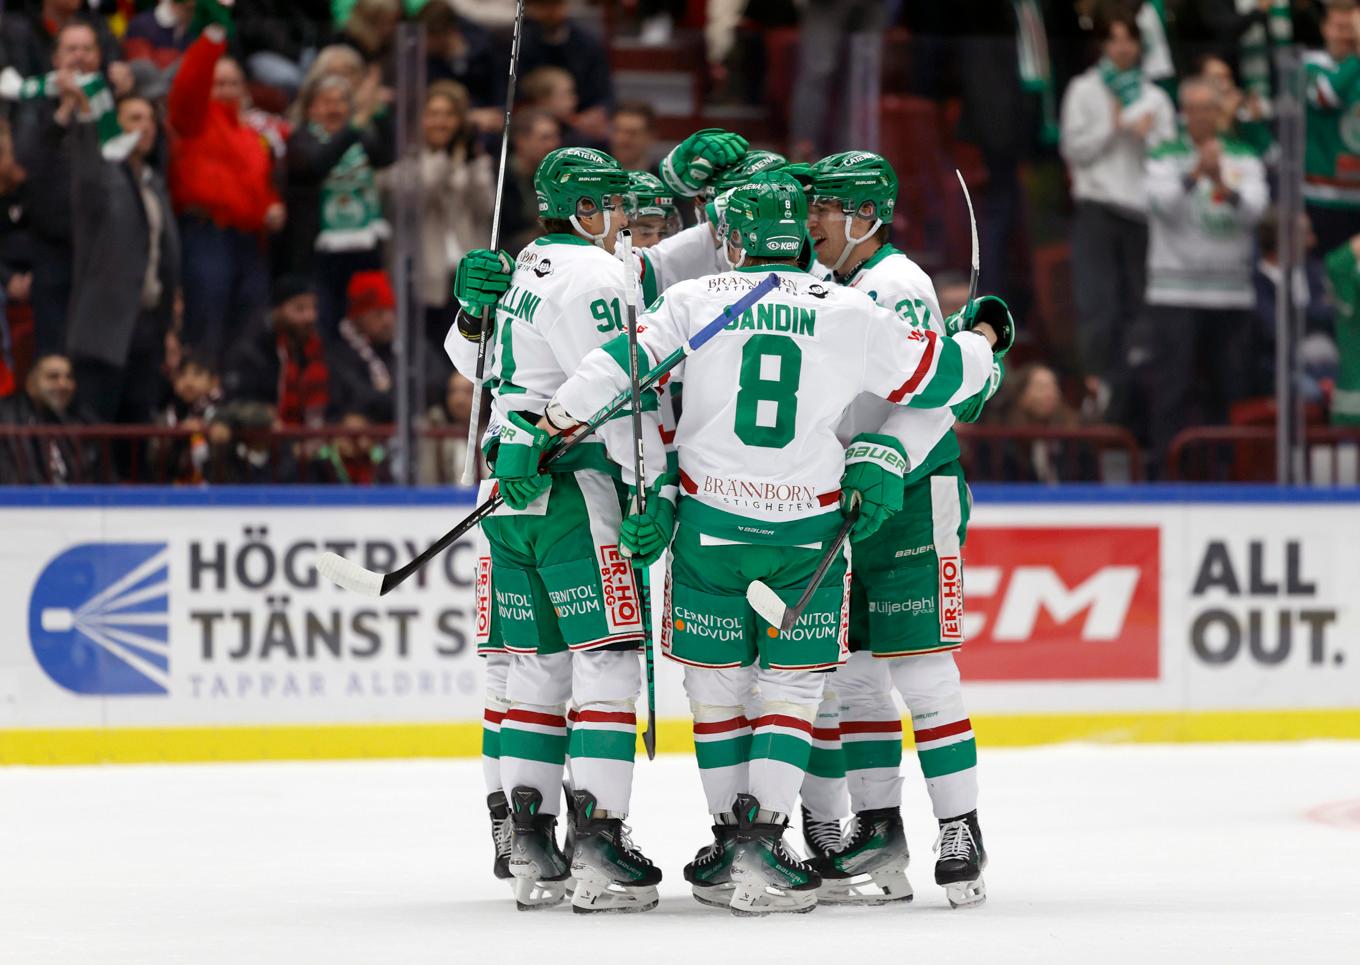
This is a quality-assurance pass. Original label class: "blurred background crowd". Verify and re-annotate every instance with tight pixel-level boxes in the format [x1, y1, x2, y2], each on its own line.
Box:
[0, 0, 1357, 486]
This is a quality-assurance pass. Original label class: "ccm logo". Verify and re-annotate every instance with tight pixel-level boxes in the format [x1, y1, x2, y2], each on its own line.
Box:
[955, 527, 1160, 681]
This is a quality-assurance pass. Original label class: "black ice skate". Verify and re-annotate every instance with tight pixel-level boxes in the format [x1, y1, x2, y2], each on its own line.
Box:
[800, 805, 843, 862]
[507, 786, 571, 910]
[682, 815, 739, 908]
[934, 809, 987, 909]
[816, 806, 913, 905]
[727, 794, 821, 916]
[487, 790, 512, 880]
[567, 790, 661, 914]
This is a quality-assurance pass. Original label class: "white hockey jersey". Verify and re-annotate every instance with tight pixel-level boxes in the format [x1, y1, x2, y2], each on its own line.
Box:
[835, 244, 960, 475]
[554, 265, 995, 546]
[488, 233, 666, 484]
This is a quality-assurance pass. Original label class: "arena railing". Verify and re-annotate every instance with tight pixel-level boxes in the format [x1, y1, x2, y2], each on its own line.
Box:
[954, 425, 1144, 483]
[1167, 426, 1360, 485]
[2, 423, 1150, 486]
[0, 424, 479, 486]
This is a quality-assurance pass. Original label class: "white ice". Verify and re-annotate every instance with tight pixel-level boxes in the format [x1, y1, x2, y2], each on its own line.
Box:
[3, 743, 1359, 965]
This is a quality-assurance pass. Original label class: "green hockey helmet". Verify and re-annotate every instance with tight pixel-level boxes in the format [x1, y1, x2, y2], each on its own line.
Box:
[625, 170, 678, 220]
[534, 147, 632, 221]
[808, 151, 898, 221]
[807, 151, 898, 270]
[722, 171, 808, 264]
[709, 149, 788, 195]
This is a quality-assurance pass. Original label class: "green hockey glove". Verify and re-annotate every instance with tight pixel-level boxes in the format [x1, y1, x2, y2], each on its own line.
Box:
[840, 433, 908, 540]
[952, 358, 1005, 424]
[946, 294, 1016, 359]
[619, 472, 678, 567]
[454, 248, 513, 319]
[492, 412, 551, 510]
[661, 128, 749, 197]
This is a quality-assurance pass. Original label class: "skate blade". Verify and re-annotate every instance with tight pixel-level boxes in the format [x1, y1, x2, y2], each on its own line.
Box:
[570, 872, 659, 914]
[511, 875, 568, 911]
[728, 868, 818, 917]
[691, 883, 735, 909]
[943, 876, 986, 909]
[818, 866, 913, 906]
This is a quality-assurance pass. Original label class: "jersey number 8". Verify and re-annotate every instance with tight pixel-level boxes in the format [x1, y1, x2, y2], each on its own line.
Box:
[734, 335, 801, 448]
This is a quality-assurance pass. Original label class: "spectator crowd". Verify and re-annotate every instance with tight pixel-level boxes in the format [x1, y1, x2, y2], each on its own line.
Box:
[0, 0, 1358, 485]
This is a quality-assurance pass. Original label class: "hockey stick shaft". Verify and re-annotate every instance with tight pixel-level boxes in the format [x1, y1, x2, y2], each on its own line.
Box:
[618, 229, 656, 759]
[323, 275, 782, 595]
[956, 168, 980, 309]
[777, 511, 856, 633]
[461, 0, 527, 485]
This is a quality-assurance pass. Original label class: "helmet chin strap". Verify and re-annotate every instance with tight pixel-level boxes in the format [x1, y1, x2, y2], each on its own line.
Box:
[830, 215, 883, 273]
[728, 246, 747, 270]
[570, 207, 613, 247]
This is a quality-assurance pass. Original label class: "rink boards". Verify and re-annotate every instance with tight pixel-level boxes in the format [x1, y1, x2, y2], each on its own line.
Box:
[1, 485, 1358, 764]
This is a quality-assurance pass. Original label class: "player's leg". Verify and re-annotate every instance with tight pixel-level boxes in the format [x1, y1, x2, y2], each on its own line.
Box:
[681, 662, 754, 907]
[535, 469, 659, 913]
[565, 649, 662, 913]
[666, 523, 758, 907]
[798, 677, 848, 860]
[481, 652, 512, 881]
[889, 652, 985, 908]
[501, 650, 574, 909]
[816, 648, 913, 905]
[726, 539, 848, 916]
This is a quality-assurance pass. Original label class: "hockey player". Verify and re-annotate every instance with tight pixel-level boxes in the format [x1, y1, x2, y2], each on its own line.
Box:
[797, 151, 1008, 909]
[534, 173, 1008, 915]
[625, 171, 681, 247]
[450, 146, 670, 914]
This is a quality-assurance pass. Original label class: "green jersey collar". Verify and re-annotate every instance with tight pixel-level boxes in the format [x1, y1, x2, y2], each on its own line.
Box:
[841, 242, 899, 284]
[535, 233, 592, 247]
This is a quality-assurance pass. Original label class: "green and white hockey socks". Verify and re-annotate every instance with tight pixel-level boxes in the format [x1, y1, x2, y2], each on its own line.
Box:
[482, 653, 510, 795]
[685, 666, 753, 814]
[800, 688, 849, 821]
[889, 653, 978, 820]
[835, 651, 906, 812]
[746, 671, 824, 816]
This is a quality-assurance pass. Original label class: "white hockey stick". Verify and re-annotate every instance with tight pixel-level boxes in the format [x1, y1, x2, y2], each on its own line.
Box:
[956, 168, 979, 307]
[460, 0, 527, 485]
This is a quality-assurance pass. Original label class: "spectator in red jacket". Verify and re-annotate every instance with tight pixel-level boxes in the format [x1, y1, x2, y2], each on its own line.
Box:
[168, 18, 285, 368]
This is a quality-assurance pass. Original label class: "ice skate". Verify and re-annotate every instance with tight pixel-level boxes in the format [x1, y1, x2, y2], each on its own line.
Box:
[727, 794, 821, 916]
[487, 790, 512, 880]
[934, 809, 987, 909]
[816, 806, 913, 905]
[507, 786, 571, 910]
[682, 816, 739, 908]
[800, 804, 843, 862]
[567, 790, 661, 914]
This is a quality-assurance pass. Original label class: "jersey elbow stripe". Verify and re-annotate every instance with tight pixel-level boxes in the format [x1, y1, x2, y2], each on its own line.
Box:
[888, 330, 938, 402]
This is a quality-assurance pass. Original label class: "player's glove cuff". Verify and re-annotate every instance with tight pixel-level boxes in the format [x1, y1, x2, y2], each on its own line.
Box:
[840, 434, 907, 540]
[949, 295, 1016, 358]
[952, 358, 1005, 424]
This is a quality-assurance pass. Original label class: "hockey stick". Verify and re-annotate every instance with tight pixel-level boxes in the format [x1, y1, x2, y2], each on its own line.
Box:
[956, 168, 979, 308]
[745, 509, 857, 634]
[617, 229, 658, 760]
[317, 273, 783, 596]
[460, 0, 527, 485]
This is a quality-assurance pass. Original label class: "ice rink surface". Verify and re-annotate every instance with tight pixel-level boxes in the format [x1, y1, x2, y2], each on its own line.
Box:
[3, 743, 1359, 965]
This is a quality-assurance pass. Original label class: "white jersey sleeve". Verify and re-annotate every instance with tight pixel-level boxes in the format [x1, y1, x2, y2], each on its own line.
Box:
[635, 222, 725, 297]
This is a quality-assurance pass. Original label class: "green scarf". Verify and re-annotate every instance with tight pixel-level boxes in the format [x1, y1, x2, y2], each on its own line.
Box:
[1239, 0, 1292, 101]
[312, 124, 389, 252]
[0, 68, 138, 161]
[1099, 57, 1144, 108]
[1012, 0, 1058, 145]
